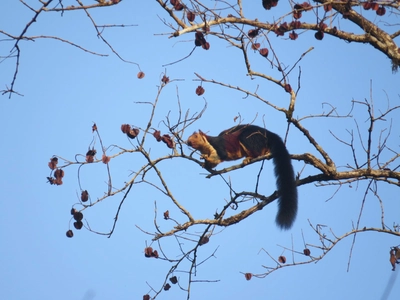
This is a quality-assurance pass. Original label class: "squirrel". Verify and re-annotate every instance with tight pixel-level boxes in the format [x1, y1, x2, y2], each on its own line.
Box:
[187, 124, 298, 229]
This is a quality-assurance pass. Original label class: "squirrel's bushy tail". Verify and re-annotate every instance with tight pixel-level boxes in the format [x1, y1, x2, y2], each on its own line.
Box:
[267, 131, 298, 230]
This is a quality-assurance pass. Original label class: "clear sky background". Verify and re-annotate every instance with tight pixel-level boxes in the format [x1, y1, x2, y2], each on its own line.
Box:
[1, 1, 399, 300]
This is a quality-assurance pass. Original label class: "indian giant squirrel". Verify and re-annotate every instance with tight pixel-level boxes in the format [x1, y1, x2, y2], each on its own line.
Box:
[187, 124, 298, 229]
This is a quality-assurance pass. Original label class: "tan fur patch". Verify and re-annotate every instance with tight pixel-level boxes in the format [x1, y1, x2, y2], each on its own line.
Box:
[187, 131, 221, 168]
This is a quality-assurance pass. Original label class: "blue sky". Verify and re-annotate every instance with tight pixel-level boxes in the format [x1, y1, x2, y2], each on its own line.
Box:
[1, 1, 399, 299]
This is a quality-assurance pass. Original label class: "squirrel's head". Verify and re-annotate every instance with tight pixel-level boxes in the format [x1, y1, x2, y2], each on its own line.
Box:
[187, 130, 208, 150]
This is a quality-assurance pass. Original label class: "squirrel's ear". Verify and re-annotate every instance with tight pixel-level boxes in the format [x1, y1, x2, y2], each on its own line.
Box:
[198, 130, 208, 141]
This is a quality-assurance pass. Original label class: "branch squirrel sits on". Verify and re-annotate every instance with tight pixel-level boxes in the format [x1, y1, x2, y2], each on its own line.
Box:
[187, 124, 298, 229]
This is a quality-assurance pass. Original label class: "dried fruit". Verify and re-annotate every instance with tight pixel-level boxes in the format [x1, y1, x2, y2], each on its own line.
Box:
[174, 2, 184, 11]
[362, 2, 372, 10]
[74, 221, 83, 230]
[144, 247, 153, 258]
[137, 71, 145, 79]
[66, 230, 74, 238]
[48, 157, 58, 170]
[315, 30, 324, 40]
[163, 210, 170, 220]
[278, 255, 286, 263]
[290, 20, 301, 29]
[259, 48, 269, 57]
[153, 130, 162, 142]
[54, 168, 64, 179]
[121, 124, 139, 139]
[303, 248, 311, 256]
[144, 247, 159, 258]
[245, 273, 252, 280]
[81, 190, 89, 202]
[143, 295, 150, 300]
[164, 283, 171, 291]
[251, 43, 261, 50]
[121, 124, 130, 134]
[170, 276, 178, 284]
[73, 211, 83, 222]
[289, 31, 298, 40]
[161, 134, 174, 149]
[202, 42, 210, 50]
[53, 169, 64, 185]
[302, 2, 312, 11]
[194, 31, 207, 47]
[187, 10, 195, 22]
[280, 22, 289, 31]
[376, 6, 386, 16]
[127, 128, 139, 139]
[161, 75, 170, 84]
[196, 86, 205, 96]
[92, 123, 97, 132]
[274, 23, 288, 36]
[370, 2, 379, 10]
[86, 149, 96, 163]
[86, 149, 96, 157]
[102, 154, 110, 164]
[248, 28, 260, 38]
[293, 10, 302, 19]
[195, 31, 204, 40]
[262, 0, 278, 10]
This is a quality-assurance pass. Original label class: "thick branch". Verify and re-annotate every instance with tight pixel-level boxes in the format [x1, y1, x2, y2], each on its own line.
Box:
[316, 0, 400, 67]
[160, 4, 400, 69]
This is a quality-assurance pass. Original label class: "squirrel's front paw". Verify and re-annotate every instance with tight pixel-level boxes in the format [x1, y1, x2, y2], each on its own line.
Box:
[200, 154, 209, 160]
[243, 157, 252, 165]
